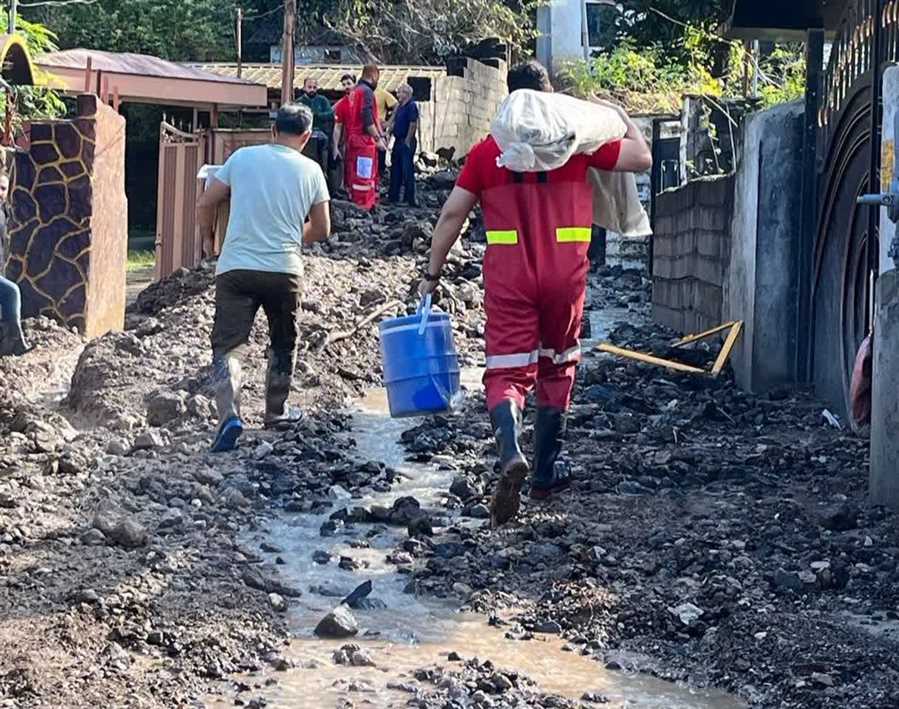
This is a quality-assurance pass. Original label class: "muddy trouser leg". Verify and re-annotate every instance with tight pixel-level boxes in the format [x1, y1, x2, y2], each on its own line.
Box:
[531, 284, 586, 492]
[210, 271, 260, 431]
[260, 273, 301, 425]
[483, 282, 540, 526]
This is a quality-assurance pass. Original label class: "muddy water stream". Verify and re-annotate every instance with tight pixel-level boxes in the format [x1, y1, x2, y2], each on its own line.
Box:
[208, 367, 744, 708]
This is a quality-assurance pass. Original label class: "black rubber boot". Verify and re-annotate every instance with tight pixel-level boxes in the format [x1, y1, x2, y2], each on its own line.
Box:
[264, 348, 299, 429]
[530, 407, 572, 500]
[489, 400, 529, 527]
[211, 350, 244, 453]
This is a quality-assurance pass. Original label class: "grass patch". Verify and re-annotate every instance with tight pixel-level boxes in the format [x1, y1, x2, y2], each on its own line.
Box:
[127, 250, 156, 272]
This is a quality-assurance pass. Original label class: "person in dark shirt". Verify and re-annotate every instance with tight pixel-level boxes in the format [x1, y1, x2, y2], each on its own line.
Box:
[387, 83, 419, 207]
[297, 77, 334, 171]
[0, 174, 27, 356]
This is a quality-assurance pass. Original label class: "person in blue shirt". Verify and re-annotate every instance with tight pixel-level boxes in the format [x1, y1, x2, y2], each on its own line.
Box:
[387, 84, 419, 207]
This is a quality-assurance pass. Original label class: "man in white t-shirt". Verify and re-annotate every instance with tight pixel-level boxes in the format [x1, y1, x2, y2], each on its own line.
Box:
[197, 103, 331, 452]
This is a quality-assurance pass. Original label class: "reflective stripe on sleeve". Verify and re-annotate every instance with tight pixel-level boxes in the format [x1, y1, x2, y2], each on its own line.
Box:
[555, 227, 592, 243]
[486, 230, 519, 245]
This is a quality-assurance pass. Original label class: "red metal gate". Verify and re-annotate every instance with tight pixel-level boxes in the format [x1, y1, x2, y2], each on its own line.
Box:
[155, 122, 206, 280]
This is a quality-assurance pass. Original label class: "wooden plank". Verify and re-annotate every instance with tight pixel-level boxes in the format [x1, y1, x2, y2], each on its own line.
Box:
[711, 321, 744, 376]
[674, 321, 737, 347]
[597, 343, 708, 374]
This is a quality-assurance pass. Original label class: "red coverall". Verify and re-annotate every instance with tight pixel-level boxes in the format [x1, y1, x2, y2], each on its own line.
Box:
[338, 83, 381, 210]
[456, 136, 621, 413]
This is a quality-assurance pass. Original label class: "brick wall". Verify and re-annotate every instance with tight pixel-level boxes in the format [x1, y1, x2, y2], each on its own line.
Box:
[418, 58, 508, 156]
[652, 174, 734, 334]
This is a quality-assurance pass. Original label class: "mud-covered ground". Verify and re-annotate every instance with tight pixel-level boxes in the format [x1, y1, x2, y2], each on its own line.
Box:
[2, 174, 897, 708]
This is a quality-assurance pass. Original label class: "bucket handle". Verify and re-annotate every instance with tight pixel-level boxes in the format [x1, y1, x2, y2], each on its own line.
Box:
[417, 294, 432, 335]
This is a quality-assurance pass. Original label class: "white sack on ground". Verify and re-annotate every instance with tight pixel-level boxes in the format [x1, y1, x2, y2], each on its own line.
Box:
[490, 89, 651, 238]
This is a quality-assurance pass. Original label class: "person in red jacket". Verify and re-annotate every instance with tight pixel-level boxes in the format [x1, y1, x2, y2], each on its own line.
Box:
[333, 65, 387, 210]
[418, 61, 652, 526]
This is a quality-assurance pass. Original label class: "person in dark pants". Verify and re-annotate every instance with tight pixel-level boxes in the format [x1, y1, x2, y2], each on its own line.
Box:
[387, 83, 419, 207]
[197, 104, 331, 452]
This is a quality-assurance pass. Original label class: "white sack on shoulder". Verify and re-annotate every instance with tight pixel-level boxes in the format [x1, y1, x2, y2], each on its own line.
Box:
[490, 90, 626, 172]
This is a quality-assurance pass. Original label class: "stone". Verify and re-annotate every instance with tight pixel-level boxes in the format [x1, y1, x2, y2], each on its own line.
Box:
[80, 528, 107, 546]
[106, 438, 129, 456]
[158, 508, 184, 529]
[450, 476, 480, 500]
[241, 567, 303, 598]
[313, 550, 332, 565]
[132, 430, 166, 451]
[819, 503, 859, 532]
[108, 518, 148, 549]
[269, 593, 287, 612]
[314, 606, 359, 639]
[254, 442, 274, 460]
[342, 580, 373, 608]
[533, 620, 562, 634]
[145, 391, 186, 427]
[669, 602, 704, 628]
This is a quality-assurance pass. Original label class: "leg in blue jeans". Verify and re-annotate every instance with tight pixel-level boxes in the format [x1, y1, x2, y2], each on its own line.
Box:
[0, 275, 27, 356]
[0, 276, 21, 323]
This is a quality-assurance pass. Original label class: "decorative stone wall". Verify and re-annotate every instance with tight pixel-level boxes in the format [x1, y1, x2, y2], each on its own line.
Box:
[6, 94, 127, 338]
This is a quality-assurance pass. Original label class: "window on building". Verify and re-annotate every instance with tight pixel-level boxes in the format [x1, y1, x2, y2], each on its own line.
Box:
[585, 1, 620, 50]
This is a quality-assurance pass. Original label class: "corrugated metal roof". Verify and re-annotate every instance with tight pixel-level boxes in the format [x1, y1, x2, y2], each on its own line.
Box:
[197, 63, 447, 93]
[38, 49, 262, 86]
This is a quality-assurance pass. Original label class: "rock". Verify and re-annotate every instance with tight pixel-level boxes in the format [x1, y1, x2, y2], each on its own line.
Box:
[390, 496, 422, 524]
[158, 508, 184, 529]
[241, 567, 303, 598]
[492, 673, 513, 692]
[269, 593, 287, 612]
[450, 476, 480, 500]
[108, 518, 149, 548]
[820, 503, 859, 532]
[145, 391, 186, 427]
[314, 606, 359, 639]
[313, 550, 332, 565]
[773, 569, 803, 593]
[669, 602, 704, 628]
[132, 430, 166, 451]
[106, 438, 130, 456]
[80, 528, 107, 546]
[533, 620, 563, 634]
[254, 442, 274, 460]
[342, 580, 373, 608]
[467, 503, 490, 519]
[407, 516, 434, 538]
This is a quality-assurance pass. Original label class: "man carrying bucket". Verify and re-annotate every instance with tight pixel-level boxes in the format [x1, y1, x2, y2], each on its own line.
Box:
[418, 61, 651, 526]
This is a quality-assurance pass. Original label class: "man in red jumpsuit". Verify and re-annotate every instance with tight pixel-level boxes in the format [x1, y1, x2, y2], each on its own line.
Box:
[334, 64, 387, 210]
[418, 61, 651, 526]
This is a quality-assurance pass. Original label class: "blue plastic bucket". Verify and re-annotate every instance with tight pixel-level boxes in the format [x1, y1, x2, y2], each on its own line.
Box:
[378, 295, 461, 418]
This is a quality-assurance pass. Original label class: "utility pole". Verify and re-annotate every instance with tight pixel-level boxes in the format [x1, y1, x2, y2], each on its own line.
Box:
[8, 0, 17, 34]
[236, 7, 243, 79]
[280, 0, 296, 105]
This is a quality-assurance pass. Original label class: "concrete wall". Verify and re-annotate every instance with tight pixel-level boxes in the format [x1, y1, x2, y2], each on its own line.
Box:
[418, 58, 508, 157]
[7, 94, 127, 338]
[724, 101, 804, 393]
[536, 0, 585, 75]
[652, 175, 734, 334]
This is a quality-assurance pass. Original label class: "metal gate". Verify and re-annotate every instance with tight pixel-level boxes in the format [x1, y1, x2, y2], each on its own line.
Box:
[155, 122, 206, 281]
[812, 0, 899, 414]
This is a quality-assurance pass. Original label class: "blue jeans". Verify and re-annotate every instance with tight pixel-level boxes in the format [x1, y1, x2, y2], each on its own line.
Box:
[0, 276, 21, 324]
[389, 142, 416, 205]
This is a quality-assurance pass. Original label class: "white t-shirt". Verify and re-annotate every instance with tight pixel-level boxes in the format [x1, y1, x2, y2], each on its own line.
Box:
[213, 143, 329, 277]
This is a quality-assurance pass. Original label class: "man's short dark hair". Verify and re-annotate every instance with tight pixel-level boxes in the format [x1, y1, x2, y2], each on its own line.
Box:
[275, 103, 313, 135]
[341, 73, 356, 83]
[507, 61, 552, 93]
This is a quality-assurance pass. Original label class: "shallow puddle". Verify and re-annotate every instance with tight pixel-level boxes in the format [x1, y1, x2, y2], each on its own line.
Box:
[207, 376, 744, 708]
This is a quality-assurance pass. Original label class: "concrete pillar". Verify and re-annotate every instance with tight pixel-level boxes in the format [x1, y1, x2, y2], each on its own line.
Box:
[871, 66, 899, 507]
[870, 269, 899, 507]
